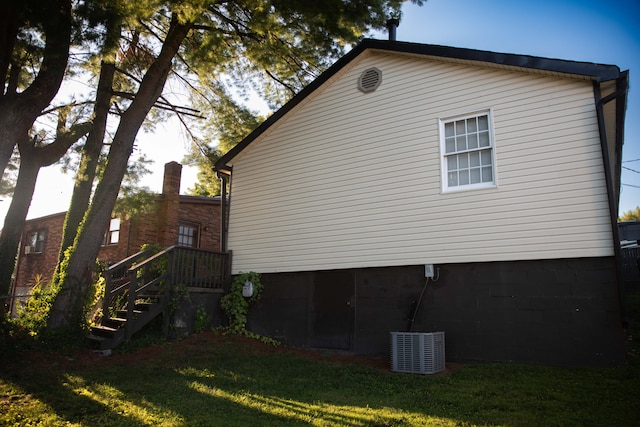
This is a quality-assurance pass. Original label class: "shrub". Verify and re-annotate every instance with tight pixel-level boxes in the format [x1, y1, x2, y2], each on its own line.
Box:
[220, 271, 262, 335]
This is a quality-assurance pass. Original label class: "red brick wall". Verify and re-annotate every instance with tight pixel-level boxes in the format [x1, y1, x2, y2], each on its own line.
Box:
[126, 213, 159, 254]
[177, 197, 222, 250]
[97, 217, 133, 262]
[111, 196, 221, 255]
[11, 162, 222, 315]
[14, 212, 66, 290]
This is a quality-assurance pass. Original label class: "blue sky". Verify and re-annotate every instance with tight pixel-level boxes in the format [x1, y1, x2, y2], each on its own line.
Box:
[373, 0, 640, 214]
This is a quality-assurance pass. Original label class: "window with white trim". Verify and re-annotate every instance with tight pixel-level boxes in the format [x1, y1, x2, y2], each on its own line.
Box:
[28, 230, 46, 253]
[177, 223, 199, 248]
[440, 111, 496, 191]
[103, 218, 120, 246]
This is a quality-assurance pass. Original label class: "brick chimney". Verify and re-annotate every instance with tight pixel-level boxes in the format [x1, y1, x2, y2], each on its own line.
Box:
[162, 161, 182, 196]
[158, 161, 182, 247]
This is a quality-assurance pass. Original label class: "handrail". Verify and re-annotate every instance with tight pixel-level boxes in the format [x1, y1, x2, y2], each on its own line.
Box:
[128, 245, 175, 274]
[106, 247, 155, 272]
[116, 248, 174, 339]
[101, 246, 231, 342]
[102, 248, 155, 321]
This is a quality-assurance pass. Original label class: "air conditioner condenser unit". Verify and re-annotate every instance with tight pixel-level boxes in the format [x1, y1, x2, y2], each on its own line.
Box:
[390, 331, 445, 374]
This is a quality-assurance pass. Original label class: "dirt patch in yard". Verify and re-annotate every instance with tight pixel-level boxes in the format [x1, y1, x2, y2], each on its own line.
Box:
[1, 330, 463, 376]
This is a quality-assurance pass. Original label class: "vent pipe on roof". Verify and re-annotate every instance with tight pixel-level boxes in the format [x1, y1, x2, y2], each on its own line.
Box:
[386, 18, 399, 41]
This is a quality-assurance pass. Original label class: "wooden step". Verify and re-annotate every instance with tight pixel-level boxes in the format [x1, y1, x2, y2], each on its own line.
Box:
[135, 302, 155, 311]
[139, 289, 162, 296]
[87, 328, 125, 350]
[87, 333, 107, 343]
[103, 317, 127, 328]
[117, 309, 143, 318]
[137, 294, 162, 303]
[91, 324, 118, 337]
[90, 247, 181, 351]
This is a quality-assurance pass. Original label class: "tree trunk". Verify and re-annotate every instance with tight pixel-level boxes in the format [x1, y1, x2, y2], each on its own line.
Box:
[0, 0, 71, 179]
[58, 60, 115, 264]
[58, 17, 121, 262]
[0, 145, 41, 320]
[47, 16, 193, 330]
[0, 120, 91, 320]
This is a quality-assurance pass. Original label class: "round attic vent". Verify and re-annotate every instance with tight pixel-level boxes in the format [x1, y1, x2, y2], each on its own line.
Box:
[358, 67, 382, 93]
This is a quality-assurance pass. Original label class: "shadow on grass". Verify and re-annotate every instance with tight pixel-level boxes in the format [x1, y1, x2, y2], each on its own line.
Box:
[1, 338, 452, 426]
[2, 328, 640, 426]
[1, 369, 148, 426]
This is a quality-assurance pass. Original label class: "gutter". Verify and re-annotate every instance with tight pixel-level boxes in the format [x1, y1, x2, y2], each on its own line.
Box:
[593, 71, 629, 327]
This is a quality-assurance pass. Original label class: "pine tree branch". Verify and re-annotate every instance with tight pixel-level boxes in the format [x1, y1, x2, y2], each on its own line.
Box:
[111, 90, 204, 118]
[264, 68, 296, 95]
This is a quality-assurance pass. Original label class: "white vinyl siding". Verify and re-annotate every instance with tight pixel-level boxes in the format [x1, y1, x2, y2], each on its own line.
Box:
[227, 51, 612, 274]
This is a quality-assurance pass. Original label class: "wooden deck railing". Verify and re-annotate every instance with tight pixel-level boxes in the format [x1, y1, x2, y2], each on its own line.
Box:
[102, 246, 230, 339]
[102, 247, 157, 321]
[171, 246, 230, 289]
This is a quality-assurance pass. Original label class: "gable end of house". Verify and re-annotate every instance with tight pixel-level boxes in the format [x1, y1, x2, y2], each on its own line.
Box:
[214, 39, 624, 174]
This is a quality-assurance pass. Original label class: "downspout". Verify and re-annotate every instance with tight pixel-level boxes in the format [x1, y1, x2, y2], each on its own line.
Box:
[216, 167, 232, 253]
[593, 73, 629, 327]
[125, 215, 133, 256]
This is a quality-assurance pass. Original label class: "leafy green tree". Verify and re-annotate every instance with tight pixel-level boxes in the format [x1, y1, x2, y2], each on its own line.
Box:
[185, 84, 264, 196]
[620, 207, 640, 222]
[0, 0, 131, 319]
[183, 1, 417, 195]
[56, 9, 122, 269]
[0, 0, 75, 319]
[0, 110, 90, 319]
[112, 155, 156, 218]
[0, 0, 72, 180]
[48, 10, 194, 330]
[3, 0, 421, 333]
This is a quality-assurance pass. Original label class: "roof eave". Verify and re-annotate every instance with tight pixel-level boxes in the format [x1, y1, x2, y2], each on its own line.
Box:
[213, 41, 369, 173]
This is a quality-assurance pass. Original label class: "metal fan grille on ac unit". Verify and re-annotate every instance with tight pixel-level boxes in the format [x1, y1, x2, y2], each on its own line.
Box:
[390, 331, 445, 374]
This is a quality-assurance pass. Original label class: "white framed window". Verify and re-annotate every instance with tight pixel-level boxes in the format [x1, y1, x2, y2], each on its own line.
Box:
[178, 223, 199, 248]
[28, 230, 46, 253]
[440, 110, 496, 192]
[103, 218, 120, 246]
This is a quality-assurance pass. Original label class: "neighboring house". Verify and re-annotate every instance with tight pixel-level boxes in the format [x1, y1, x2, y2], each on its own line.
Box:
[214, 38, 629, 366]
[619, 221, 640, 286]
[11, 161, 222, 315]
[619, 221, 640, 247]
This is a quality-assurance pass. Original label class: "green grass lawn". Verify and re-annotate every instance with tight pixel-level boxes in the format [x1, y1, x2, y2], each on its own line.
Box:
[1, 326, 639, 427]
